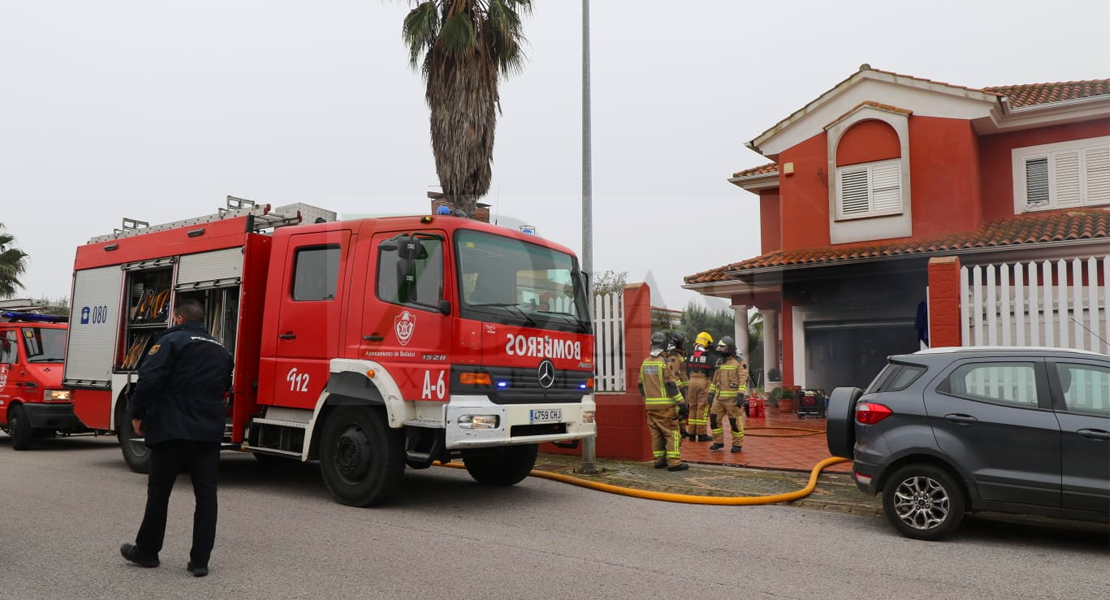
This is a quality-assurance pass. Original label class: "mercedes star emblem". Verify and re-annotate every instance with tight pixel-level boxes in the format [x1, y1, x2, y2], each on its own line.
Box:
[537, 360, 556, 389]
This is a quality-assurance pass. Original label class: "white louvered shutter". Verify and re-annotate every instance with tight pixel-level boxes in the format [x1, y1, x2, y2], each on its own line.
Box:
[1054, 151, 1081, 207]
[1025, 157, 1050, 208]
[1084, 146, 1110, 206]
[871, 161, 902, 215]
[838, 166, 870, 217]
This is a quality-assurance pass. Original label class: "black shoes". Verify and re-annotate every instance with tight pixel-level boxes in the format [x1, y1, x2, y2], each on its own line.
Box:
[667, 463, 690, 472]
[120, 543, 159, 568]
[709, 443, 724, 451]
[697, 435, 713, 442]
[187, 562, 209, 577]
[731, 446, 743, 453]
[653, 462, 667, 469]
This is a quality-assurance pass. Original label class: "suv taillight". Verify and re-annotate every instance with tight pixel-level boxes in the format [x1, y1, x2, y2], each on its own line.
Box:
[855, 402, 892, 425]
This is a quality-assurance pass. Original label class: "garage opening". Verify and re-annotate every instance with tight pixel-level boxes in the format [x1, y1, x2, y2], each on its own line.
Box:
[804, 319, 920, 392]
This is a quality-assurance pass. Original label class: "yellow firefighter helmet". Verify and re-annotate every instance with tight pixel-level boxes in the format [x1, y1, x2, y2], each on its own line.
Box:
[695, 332, 713, 347]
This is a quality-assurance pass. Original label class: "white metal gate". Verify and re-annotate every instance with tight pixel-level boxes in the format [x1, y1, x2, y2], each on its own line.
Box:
[592, 292, 625, 392]
[961, 256, 1109, 354]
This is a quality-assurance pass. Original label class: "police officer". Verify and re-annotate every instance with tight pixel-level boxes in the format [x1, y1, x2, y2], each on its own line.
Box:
[639, 332, 689, 471]
[708, 336, 748, 453]
[664, 332, 690, 441]
[120, 300, 233, 578]
[684, 332, 718, 442]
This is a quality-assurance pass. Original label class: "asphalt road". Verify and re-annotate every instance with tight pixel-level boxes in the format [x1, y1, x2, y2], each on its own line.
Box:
[1, 434, 1106, 600]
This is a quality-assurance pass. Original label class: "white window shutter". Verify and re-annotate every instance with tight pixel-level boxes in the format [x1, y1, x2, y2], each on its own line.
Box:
[871, 161, 902, 215]
[1085, 146, 1110, 206]
[1054, 151, 1081, 207]
[838, 167, 870, 216]
[1025, 157, 1050, 208]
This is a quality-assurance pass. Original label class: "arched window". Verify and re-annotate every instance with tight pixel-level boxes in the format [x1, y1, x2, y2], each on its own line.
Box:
[834, 120, 903, 220]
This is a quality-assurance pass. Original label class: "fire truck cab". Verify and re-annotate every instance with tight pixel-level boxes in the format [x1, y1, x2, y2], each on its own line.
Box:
[65, 199, 596, 506]
[1, 305, 77, 450]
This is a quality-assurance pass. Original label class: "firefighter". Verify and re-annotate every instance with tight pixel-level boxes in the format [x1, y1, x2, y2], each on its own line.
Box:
[639, 332, 690, 471]
[684, 331, 718, 442]
[120, 300, 234, 578]
[664, 331, 690, 441]
[708, 336, 748, 453]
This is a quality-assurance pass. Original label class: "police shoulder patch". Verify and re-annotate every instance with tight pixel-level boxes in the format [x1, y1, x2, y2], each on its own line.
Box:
[148, 345, 161, 355]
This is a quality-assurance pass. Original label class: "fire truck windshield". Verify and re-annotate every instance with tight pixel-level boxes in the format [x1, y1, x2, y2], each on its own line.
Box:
[23, 327, 66, 363]
[456, 230, 591, 334]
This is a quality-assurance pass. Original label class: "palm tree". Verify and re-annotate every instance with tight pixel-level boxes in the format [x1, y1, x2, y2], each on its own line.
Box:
[401, 0, 532, 217]
[0, 223, 29, 299]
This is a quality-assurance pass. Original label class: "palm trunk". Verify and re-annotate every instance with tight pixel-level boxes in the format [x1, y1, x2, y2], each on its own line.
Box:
[426, 37, 498, 218]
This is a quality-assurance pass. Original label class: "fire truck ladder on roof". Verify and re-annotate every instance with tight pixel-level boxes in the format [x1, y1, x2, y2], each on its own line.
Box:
[89, 196, 304, 243]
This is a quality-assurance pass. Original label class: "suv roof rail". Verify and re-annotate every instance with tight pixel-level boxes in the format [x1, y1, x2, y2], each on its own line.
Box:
[915, 346, 1106, 357]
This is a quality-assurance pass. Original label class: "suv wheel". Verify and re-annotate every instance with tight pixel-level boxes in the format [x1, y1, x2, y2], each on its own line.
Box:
[882, 464, 965, 541]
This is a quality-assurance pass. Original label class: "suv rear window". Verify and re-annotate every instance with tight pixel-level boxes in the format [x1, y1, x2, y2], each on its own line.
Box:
[866, 363, 926, 394]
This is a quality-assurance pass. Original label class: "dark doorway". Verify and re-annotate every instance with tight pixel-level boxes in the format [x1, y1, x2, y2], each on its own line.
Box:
[804, 322, 920, 391]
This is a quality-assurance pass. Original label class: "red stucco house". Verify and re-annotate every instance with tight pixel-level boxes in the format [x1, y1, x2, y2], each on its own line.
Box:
[685, 65, 1109, 392]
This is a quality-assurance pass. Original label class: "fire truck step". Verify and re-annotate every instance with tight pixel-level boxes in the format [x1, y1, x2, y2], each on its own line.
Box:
[252, 418, 309, 429]
[405, 450, 433, 464]
[247, 447, 301, 458]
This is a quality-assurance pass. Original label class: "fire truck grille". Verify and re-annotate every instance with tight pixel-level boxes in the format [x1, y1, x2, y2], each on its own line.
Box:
[451, 365, 591, 405]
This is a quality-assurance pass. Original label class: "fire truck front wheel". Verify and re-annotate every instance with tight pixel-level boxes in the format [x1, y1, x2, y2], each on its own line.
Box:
[462, 444, 539, 487]
[319, 406, 404, 507]
[8, 404, 35, 451]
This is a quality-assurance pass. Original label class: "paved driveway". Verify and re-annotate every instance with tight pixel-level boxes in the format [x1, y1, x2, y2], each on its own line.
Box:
[1, 434, 1106, 600]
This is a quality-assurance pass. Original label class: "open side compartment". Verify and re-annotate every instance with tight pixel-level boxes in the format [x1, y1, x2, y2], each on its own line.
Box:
[174, 286, 241, 356]
[119, 266, 174, 372]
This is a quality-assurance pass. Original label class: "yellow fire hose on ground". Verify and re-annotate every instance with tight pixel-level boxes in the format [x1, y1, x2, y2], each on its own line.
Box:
[439, 455, 851, 506]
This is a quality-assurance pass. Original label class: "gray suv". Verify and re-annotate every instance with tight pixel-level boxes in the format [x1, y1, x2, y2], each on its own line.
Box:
[827, 347, 1109, 540]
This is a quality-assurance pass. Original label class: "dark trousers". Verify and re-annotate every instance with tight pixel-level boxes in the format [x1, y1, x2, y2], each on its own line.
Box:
[135, 440, 220, 565]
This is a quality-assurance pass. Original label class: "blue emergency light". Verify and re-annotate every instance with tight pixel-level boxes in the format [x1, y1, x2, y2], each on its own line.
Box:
[436, 206, 452, 215]
[1, 311, 67, 323]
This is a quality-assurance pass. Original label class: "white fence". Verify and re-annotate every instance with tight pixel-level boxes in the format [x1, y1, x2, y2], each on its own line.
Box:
[593, 292, 625, 392]
[961, 256, 1109, 354]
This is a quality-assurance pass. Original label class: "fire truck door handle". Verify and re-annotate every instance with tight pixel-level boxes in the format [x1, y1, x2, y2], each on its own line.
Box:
[363, 334, 384, 342]
[279, 333, 297, 340]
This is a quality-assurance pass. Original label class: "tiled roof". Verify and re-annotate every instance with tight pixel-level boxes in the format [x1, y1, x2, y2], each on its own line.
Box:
[685, 209, 1110, 284]
[732, 163, 778, 178]
[983, 79, 1110, 108]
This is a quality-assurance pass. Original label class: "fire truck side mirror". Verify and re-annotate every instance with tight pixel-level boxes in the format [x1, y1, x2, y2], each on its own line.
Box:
[438, 300, 452, 316]
[579, 271, 590, 296]
[398, 237, 423, 260]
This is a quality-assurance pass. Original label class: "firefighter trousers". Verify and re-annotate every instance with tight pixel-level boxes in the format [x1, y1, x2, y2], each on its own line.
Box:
[685, 376, 709, 436]
[646, 408, 683, 468]
[710, 399, 744, 448]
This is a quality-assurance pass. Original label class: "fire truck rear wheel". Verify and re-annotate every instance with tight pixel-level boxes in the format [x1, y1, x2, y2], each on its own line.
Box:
[462, 444, 539, 487]
[8, 404, 35, 451]
[319, 406, 404, 507]
[116, 399, 151, 474]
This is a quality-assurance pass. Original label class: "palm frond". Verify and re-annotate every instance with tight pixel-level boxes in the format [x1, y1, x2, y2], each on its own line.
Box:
[435, 12, 478, 56]
[402, 2, 440, 70]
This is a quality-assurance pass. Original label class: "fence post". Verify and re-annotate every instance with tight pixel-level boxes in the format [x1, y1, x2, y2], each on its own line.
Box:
[928, 257, 962, 348]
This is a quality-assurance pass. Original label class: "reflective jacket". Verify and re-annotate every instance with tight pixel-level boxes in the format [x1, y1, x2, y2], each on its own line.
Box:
[638, 354, 684, 411]
[665, 350, 689, 395]
[709, 355, 748, 400]
[130, 321, 234, 445]
[687, 347, 719, 379]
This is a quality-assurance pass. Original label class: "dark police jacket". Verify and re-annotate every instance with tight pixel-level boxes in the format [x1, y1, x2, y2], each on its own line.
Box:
[129, 321, 233, 446]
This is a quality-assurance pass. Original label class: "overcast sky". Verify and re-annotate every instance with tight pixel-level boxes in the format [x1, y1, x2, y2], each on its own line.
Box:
[2, 0, 1108, 310]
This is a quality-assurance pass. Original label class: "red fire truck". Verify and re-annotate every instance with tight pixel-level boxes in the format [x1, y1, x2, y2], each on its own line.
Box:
[1, 304, 78, 450]
[64, 198, 596, 505]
